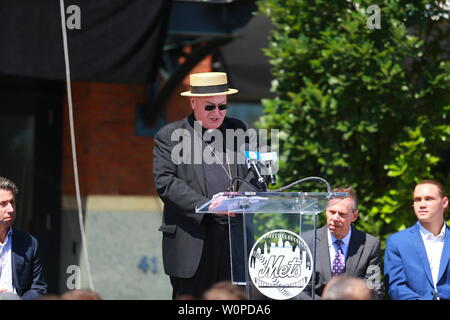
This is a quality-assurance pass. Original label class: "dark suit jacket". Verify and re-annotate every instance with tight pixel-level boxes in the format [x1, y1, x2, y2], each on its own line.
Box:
[153, 114, 256, 278]
[11, 228, 47, 299]
[303, 225, 384, 299]
[384, 223, 450, 300]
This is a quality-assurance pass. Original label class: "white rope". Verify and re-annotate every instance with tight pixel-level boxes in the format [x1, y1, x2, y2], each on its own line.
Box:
[59, 0, 95, 291]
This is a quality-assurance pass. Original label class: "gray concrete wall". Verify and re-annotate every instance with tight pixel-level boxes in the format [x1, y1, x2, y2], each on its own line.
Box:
[60, 196, 171, 299]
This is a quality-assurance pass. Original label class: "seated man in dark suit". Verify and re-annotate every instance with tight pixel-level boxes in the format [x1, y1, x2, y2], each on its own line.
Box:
[303, 187, 383, 299]
[0, 176, 47, 299]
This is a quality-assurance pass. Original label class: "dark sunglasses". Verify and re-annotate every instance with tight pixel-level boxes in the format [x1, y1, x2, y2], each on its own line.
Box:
[204, 104, 228, 111]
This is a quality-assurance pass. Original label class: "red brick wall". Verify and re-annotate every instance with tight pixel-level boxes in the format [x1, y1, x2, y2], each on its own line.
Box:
[62, 54, 212, 195]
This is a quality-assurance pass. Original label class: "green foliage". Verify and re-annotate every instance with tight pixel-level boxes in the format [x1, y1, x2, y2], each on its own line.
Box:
[257, 0, 450, 247]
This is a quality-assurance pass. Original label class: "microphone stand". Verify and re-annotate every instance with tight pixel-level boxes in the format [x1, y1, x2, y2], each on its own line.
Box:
[249, 160, 268, 191]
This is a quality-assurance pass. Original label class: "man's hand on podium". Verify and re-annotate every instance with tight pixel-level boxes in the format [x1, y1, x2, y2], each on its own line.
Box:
[207, 195, 235, 225]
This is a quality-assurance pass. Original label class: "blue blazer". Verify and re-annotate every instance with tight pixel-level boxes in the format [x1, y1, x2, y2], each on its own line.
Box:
[11, 228, 47, 299]
[384, 223, 450, 300]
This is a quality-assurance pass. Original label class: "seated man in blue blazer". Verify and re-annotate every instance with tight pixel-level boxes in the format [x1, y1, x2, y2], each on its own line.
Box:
[0, 176, 47, 299]
[384, 179, 450, 300]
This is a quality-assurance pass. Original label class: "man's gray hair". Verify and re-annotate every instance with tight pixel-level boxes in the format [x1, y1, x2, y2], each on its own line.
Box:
[0, 176, 19, 197]
[322, 275, 374, 300]
[332, 187, 358, 212]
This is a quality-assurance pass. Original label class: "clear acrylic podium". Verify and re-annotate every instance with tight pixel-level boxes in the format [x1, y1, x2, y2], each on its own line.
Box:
[196, 191, 347, 300]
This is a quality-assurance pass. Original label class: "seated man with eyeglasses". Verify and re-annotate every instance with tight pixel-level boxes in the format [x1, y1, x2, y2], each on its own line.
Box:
[153, 72, 260, 299]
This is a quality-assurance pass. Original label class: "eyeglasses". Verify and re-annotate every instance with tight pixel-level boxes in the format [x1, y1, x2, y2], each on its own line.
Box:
[204, 104, 228, 111]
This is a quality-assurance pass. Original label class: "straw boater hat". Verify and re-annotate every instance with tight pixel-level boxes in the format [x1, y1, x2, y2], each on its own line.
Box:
[180, 72, 238, 97]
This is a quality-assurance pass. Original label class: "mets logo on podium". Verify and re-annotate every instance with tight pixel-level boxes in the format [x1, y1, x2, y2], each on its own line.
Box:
[248, 229, 313, 300]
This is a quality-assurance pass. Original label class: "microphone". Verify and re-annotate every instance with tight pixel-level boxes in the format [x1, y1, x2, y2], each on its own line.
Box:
[244, 151, 268, 191]
[259, 152, 277, 186]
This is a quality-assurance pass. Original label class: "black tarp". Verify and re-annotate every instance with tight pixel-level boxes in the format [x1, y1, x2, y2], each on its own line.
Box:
[0, 0, 171, 83]
[220, 14, 274, 101]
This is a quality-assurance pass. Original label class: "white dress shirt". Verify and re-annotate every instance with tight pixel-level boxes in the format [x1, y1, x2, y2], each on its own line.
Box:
[328, 228, 352, 269]
[0, 228, 16, 293]
[419, 222, 446, 289]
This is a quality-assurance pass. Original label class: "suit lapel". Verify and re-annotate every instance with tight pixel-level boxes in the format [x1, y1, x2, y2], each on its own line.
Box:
[186, 116, 207, 196]
[192, 163, 206, 195]
[410, 224, 434, 288]
[316, 226, 332, 282]
[345, 226, 364, 276]
[437, 225, 450, 283]
[11, 231, 24, 292]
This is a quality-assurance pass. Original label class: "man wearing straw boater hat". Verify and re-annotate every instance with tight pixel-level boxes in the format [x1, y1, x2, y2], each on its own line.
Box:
[153, 72, 259, 299]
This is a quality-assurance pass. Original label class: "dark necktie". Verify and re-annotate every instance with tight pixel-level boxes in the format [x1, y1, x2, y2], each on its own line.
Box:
[332, 239, 345, 276]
